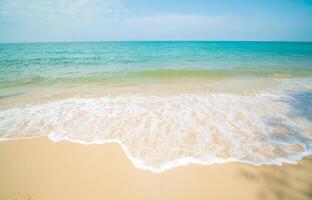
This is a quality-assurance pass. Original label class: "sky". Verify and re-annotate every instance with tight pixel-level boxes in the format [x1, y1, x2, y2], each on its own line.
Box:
[0, 0, 312, 42]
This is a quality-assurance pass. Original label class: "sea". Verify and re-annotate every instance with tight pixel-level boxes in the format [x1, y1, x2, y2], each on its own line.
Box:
[0, 41, 311, 172]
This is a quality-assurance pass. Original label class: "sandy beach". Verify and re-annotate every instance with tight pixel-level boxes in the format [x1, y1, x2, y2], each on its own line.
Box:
[0, 137, 311, 200]
[1, 0, 312, 199]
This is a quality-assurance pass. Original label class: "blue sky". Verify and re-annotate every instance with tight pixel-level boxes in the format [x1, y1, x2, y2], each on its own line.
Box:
[0, 0, 312, 42]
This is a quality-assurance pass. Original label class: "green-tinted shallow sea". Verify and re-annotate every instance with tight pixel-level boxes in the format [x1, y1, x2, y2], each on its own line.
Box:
[0, 41, 311, 172]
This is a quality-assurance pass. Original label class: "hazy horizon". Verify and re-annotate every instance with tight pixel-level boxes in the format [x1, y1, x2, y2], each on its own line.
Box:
[2, 40, 312, 44]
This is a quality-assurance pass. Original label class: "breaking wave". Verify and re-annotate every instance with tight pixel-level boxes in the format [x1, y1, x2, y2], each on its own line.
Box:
[0, 90, 311, 172]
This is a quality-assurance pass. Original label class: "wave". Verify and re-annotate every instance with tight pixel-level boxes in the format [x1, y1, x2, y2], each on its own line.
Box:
[0, 91, 311, 172]
[2, 69, 311, 90]
[131, 69, 294, 79]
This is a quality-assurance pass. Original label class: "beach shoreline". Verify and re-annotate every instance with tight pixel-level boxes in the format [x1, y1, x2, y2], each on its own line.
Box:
[1, 41, 311, 200]
[1, 137, 312, 200]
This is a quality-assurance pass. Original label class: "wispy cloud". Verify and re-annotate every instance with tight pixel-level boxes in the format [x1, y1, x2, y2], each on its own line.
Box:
[0, 0, 126, 23]
[112, 14, 235, 40]
[126, 14, 231, 28]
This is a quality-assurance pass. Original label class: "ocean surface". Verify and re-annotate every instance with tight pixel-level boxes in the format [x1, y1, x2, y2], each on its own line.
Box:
[0, 41, 312, 172]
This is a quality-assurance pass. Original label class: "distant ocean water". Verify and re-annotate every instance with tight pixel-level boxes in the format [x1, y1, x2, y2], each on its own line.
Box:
[0, 41, 312, 172]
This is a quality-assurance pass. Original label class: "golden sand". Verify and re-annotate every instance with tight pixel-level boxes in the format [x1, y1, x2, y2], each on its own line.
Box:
[0, 138, 311, 200]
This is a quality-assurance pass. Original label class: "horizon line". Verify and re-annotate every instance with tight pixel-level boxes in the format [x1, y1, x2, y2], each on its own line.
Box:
[1, 39, 312, 44]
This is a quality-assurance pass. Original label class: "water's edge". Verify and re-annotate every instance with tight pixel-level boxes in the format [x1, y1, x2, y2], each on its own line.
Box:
[1, 136, 311, 173]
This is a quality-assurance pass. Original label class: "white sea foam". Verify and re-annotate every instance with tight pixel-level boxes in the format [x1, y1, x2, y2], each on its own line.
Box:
[0, 88, 311, 172]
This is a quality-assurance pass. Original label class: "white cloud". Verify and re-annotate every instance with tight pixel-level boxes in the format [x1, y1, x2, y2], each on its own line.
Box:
[127, 14, 231, 26]
[0, 0, 126, 23]
[109, 14, 235, 40]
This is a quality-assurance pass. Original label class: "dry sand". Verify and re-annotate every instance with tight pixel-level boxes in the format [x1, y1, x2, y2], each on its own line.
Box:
[0, 137, 311, 200]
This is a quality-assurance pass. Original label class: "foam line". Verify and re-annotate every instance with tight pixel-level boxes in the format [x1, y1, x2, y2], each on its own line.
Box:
[0, 90, 311, 172]
[1, 135, 312, 173]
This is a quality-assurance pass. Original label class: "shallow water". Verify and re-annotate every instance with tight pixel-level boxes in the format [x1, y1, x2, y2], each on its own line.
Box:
[0, 41, 311, 172]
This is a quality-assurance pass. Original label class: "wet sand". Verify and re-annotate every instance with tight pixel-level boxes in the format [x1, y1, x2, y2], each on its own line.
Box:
[0, 137, 311, 200]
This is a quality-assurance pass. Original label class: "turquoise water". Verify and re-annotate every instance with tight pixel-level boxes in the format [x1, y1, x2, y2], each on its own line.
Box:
[1, 41, 312, 88]
[0, 41, 312, 172]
